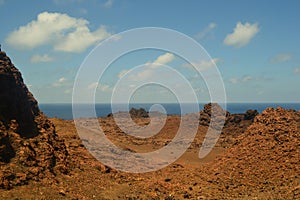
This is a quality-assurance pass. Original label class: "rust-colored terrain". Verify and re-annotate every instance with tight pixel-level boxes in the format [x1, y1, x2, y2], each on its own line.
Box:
[0, 52, 299, 199]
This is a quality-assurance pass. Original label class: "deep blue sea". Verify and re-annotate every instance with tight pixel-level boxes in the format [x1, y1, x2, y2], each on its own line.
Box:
[39, 103, 300, 120]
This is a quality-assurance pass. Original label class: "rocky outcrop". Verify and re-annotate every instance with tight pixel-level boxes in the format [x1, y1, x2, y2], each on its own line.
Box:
[0, 52, 68, 189]
[198, 103, 259, 147]
[199, 103, 229, 127]
[209, 107, 300, 198]
[129, 108, 149, 118]
[244, 109, 259, 120]
[199, 103, 258, 127]
[107, 107, 149, 118]
[0, 52, 40, 138]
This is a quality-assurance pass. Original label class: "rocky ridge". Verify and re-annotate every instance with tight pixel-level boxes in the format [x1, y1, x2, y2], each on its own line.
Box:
[207, 107, 300, 198]
[0, 51, 68, 189]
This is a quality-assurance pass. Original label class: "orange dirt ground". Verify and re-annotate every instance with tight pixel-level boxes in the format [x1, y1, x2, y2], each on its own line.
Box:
[1, 107, 299, 199]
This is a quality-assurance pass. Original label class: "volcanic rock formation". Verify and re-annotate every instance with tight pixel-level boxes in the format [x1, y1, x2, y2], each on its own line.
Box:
[0, 51, 68, 189]
[209, 107, 300, 198]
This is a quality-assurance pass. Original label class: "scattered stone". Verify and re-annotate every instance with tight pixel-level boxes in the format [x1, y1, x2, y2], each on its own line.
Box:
[183, 192, 190, 198]
[164, 178, 171, 182]
[59, 189, 66, 196]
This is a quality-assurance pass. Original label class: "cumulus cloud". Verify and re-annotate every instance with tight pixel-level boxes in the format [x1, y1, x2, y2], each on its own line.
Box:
[88, 82, 111, 92]
[6, 12, 111, 53]
[143, 52, 175, 69]
[195, 22, 217, 39]
[98, 84, 111, 92]
[128, 53, 175, 81]
[153, 53, 175, 66]
[88, 82, 99, 90]
[270, 53, 292, 63]
[52, 77, 68, 87]
[224, 22, 259, 48]
[118, 69, 129, 79]
[30, 54, 54, 63]
[54, 25, 110, 52]
[229, 75, 253, 84]
[182, 58, 221, 71]
[129, 69, 154, 81]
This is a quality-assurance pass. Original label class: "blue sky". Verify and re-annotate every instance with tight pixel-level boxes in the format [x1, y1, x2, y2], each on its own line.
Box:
[0, 0, 299, 103]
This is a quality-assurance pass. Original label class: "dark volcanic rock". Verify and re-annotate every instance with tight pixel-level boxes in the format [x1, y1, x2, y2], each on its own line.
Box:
[129, 108, 149, 118]
[199, 103, 228, 128]
[107, 107, 149, 118]
[199, 103, 259, 147]
[0, 52, 68, 189]
[0, 52, 39, 138]
[244, 109, 259, 120]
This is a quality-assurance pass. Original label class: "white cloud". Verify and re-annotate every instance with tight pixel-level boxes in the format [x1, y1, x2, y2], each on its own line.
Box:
[30, 54, 54, 63]
[88, 82, 111, 92]
[88, 82, 99, 90]
[294, 68, 300, 74]
[195, 22, 217, 39]
[183, 58, 221, 71]
[54, 25, 110, 52]
[270, 53, 292, 63]
[229, 75, 253, 84]
[118, 69, 129, 79]
[151, 52, 175, 67]
[224, 22, 259, 48]
[6, 12, 111, 53]
[98, 84, 110, 92]
[104, 0, 113, 8]
[127, 53, 175, 81]
[121, 53, 175, 82]
[129, 69, 154, 81]
[52, 77, 68, 87]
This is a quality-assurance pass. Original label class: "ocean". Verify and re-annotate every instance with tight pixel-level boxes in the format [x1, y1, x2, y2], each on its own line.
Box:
[39, 103, 300, 120]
